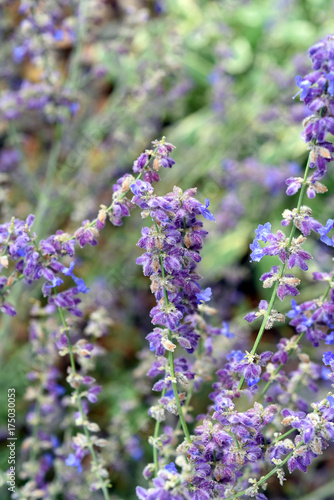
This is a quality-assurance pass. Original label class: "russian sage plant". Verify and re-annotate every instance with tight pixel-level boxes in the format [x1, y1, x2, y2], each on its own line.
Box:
[1, 2, 334, 498]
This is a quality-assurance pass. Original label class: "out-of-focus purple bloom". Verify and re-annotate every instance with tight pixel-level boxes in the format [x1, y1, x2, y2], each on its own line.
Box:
[65, 454, 82, 474]
[165, 462, 179, 474]
[220, 321, 235, 338]
[317, 219, 334, 246]
[196, 287, 212, 304]
[1, 302, 17, 316]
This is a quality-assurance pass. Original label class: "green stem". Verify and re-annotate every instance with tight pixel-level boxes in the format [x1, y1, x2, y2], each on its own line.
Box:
[152, 388, 166, 475]
[67, 1, 87, 89]
[272, 428, 295, 444]
[238, 155, 311, 391]
[168, 350, 191, 442]
[224, 441, 304, 500]
[174, 381, 194, 435]
[321, 276, 334, 302]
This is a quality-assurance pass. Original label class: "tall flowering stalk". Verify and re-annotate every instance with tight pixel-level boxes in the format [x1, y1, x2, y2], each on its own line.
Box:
[242, 35, 334, 391]
[15, 304, 64, 499]
[133, 167, 215, 474]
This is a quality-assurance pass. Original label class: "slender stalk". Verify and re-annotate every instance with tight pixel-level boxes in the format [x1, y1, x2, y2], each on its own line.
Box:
[238, 155, 311, 391]
[152, 422, 159, 475]
[224, 441, 304, 500]
[152, 386, 167, 475]
[168, 350, 191, 442]
[321, 276, 334, 302]
[67, 1, 88, 89]
[174, 381, 194, 435]
[272, 428, 295, 444]
[57, 305, 110, 500]
[33, 123, 63, 237]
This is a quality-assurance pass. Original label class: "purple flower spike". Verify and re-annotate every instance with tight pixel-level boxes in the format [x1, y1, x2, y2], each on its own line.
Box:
[220, 321, 235, 338]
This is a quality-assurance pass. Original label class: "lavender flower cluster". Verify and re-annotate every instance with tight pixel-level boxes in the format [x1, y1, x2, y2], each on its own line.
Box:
[0, 137, 177, 499]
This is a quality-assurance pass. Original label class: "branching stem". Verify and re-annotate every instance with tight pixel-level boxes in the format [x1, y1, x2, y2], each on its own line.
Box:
[238, 155, 311, 391]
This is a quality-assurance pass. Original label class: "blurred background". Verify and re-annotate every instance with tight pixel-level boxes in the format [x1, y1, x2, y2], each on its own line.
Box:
[1, 0, 334, 498]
